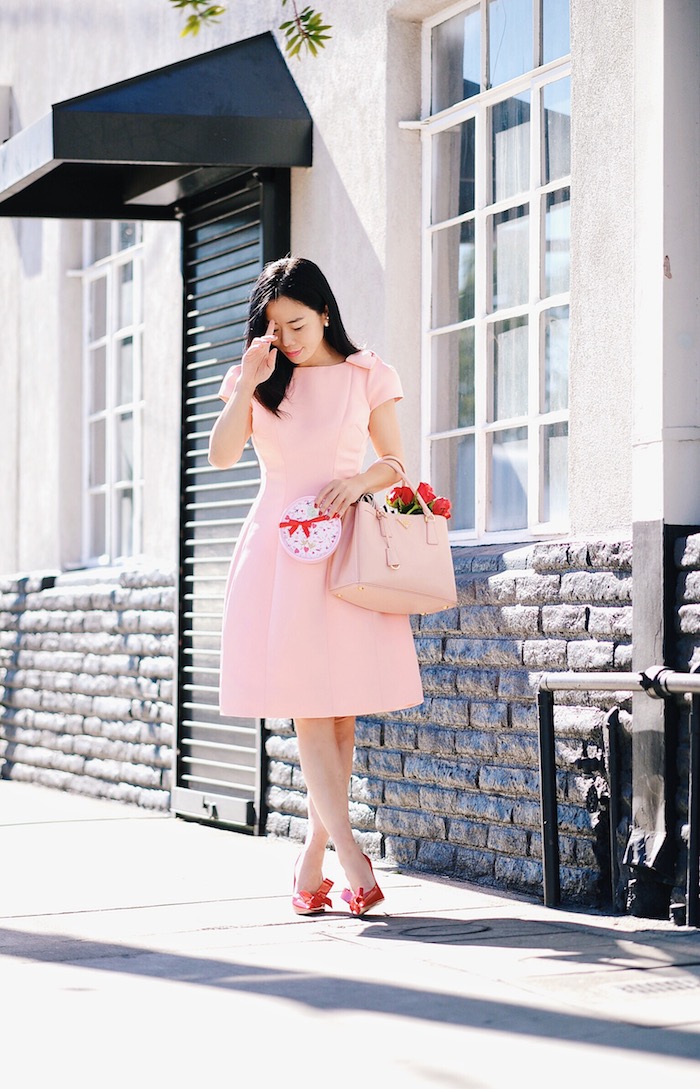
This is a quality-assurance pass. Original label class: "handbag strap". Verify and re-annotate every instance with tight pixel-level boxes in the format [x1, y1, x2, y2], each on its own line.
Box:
[373, 455, 434, 520]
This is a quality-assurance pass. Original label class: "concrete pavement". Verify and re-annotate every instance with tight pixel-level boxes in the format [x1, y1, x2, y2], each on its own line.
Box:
[1, 780, 699, 1088]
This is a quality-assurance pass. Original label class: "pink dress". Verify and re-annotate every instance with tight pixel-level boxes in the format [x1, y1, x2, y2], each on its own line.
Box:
[217, 350, 424, 718]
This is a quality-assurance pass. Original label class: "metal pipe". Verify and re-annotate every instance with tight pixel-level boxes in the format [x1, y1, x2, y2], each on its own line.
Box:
[687, 693, 700, 927]
[539, 671, 643, 692]
[537, 689, 560, 907]
[537, 666, 700, 927]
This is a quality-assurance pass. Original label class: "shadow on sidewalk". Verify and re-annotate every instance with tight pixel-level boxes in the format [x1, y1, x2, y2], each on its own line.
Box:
[1, 923, 699, 1062]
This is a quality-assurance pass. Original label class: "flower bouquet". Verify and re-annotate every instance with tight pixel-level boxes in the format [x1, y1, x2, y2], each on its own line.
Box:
[386, 481, 452, 519]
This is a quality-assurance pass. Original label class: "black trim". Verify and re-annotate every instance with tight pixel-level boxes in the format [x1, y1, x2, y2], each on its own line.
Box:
[0, 33, 312, 220]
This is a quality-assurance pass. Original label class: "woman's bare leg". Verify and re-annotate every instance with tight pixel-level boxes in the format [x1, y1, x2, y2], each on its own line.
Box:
[296, 715, 355, 892]
[294, 715, 374, 894]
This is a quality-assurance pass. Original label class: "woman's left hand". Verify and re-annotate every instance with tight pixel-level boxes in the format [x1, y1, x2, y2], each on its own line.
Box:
[315, 477, 366, 519]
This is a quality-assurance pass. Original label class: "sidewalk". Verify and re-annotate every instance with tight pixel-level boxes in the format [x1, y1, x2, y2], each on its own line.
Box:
[1, 780, 699, 1088]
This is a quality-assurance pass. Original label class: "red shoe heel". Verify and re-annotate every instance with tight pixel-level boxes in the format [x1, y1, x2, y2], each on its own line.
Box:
[292, 856, 333, 916]
[346, 855, 385, 917]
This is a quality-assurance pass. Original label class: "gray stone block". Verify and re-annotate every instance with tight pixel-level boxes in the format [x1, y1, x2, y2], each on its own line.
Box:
[473, 573, 517, 603]
[523, 639, 567, 669]
[416, 840, 455, 872]
[453, 845, 496, 880]
[355, 720, 382, 747]
[456, 668, 499, 700]
[419, 607, 461, 633]
[487, 824, 529, 855]
[446, 636, 522, 667]
[376, 806, 447, 840]
[566, 640, 614, 670]
[447, 817, 488, 848]
[349, 774, 384, 805]
[454, 729, 498, 759]
[677, 533, 700, 569]
[419, 784, 460, 814]
[468, 700, 508, 729]
[514, 574, 561, 604]
[587, 606, 633, 638]
[497, 670, 538, 700]
[384, 836, 418, 865]
[541, 605, 590, 634]
[495, 732, 538, 766]
[478, 764, 540, 796]
[384, 779, 421, 808]
[587, 540, 632, 570]
[417, 725, 456, 754]
[560, 571, 632, 605]
[427, 697, 468, 726]
[367, 749, 404, 777]
[420, 666, 458, 696]
[404, 753, 478, 789]
[414, 637, 443, 664]
[382, 722, 417, 750]
[494, 855, 542, 889]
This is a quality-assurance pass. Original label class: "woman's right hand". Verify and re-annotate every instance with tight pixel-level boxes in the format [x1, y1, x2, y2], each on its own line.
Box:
[240, 319, 278, 389]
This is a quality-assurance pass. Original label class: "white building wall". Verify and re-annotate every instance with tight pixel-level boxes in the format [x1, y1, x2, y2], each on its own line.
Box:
[0, 0, 426, 574]
[568, 0, 635, 535]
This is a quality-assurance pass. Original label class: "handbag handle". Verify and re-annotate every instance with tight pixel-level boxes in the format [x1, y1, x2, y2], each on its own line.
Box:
[373, 455, 435, 520]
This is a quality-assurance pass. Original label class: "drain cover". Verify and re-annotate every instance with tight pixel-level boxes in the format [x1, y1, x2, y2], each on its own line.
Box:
[396, 922, 492, 943]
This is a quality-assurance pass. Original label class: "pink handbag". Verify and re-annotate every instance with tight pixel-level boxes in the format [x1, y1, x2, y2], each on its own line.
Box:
[329, 457, 457, 615]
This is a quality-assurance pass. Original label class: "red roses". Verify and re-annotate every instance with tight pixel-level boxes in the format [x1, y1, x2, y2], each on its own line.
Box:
[387, 481, 452, 519]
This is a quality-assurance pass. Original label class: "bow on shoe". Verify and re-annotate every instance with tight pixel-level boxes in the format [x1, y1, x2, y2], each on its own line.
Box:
[292, 878, 334, 915]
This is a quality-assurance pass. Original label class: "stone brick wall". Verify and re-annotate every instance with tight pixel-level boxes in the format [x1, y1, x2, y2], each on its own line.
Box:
[0, 569, 176, 809]
[265, 539, 633, 906]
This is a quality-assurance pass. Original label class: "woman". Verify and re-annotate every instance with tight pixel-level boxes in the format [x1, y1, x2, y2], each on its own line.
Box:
[209, 257, 423, 917]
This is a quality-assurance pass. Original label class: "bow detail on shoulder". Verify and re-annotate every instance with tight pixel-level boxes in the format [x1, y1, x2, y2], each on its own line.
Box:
[346, 350, 379, 370]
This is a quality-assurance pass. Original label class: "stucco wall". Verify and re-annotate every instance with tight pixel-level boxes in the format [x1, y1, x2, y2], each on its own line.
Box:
[568, 0, 634, 535]
[0, 0, 428, 575]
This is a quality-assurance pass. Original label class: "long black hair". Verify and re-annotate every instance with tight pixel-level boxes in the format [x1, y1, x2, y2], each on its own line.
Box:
[245, 256, 360, 414]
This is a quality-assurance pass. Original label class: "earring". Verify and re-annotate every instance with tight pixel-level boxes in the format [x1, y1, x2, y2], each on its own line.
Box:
[324, 317, 329, 326]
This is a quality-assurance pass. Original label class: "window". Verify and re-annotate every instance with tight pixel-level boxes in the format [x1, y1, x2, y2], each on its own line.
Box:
[82, 222, 144, 564]
[424, 0, 570, 538]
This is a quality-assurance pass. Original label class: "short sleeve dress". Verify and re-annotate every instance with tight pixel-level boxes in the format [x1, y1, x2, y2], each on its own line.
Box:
[217, 350, 424, 719]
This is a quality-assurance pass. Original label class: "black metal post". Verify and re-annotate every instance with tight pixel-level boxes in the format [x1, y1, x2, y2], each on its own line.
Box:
[604, 709, 622, 911]
[537, 688, 560, 907]
[687, 694, 700, 928]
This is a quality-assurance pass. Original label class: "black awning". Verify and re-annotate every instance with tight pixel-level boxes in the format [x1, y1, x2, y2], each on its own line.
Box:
[0, 32, 312, 219]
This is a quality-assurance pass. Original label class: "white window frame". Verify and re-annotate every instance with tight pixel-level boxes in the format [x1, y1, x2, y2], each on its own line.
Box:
[421, 0, 571, 543]
[80, 222, 145, 566]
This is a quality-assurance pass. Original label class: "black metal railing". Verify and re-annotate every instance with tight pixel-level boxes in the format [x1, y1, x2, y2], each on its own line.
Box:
[537, 666, 700, 927]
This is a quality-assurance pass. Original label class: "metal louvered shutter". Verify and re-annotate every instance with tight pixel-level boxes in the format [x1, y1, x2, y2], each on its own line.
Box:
[172, 174, 267, 830]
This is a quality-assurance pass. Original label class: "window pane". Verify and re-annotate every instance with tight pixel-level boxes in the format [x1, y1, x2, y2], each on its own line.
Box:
[432, 118, 475, 223]
[89, 492, 106, 558]
[488, 0, 533, 87]
[89, 346, 107, 414]
[92, 222, 111, 263]
[432, 221, 476, 327]
[118, 262, 134, 328]
[89, 419, 106, 487]
[119, 223, 139, 251]
[116, 488, 134, 557]
[432, 434, 475, 531]
[492, 316, 528, 420]
[432, 328, 475, 431]
[89, 277, 107, 341]
[491, 93, 530, 202]
[117, 411, 134, 481]
[544, 188, 570, 296]
[543, 305, 569, 412]
[543, 77, 571, 182]
[117, 336, 134, 405]
[492, 205, 529, 309]
[543, 0, 570, 64]
[543, 421, 568, 521]
[431, 5, 481, 113]
[489, 426, 528, 530]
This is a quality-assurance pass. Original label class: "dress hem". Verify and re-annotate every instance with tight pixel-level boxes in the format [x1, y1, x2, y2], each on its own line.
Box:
[218, 695, 424, 719]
